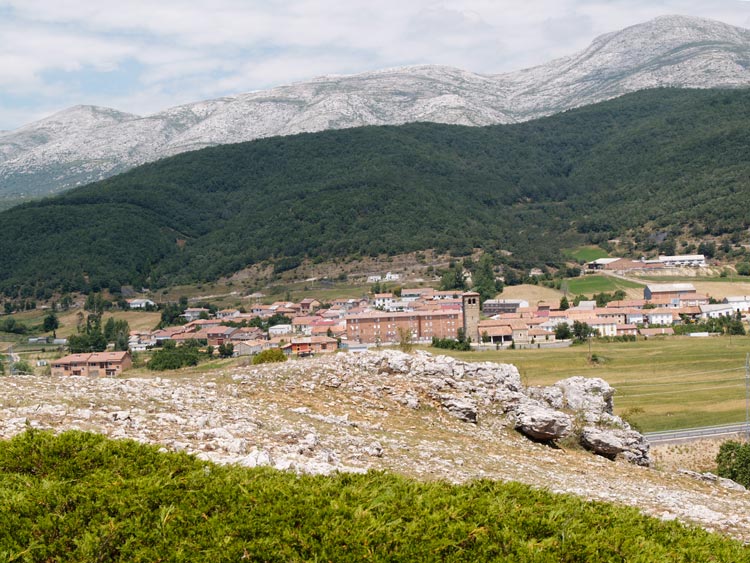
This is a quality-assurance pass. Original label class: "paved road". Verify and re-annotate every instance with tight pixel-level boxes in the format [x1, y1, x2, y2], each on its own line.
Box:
[645, 423, 750, 444]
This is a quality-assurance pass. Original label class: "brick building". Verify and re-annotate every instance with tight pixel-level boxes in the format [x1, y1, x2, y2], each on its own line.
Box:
[345, 310, 461, 344]
[51, 351, 132, 377]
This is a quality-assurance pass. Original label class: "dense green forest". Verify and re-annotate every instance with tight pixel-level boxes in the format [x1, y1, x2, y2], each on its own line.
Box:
[1, 88, 750, 297]
[0, 429, 746, 562]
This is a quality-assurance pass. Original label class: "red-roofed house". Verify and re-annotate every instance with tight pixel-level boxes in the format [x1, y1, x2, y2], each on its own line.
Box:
[299, 298, 322, 314]
[287, 336, 339, 356]
[52, 351, 132, 377]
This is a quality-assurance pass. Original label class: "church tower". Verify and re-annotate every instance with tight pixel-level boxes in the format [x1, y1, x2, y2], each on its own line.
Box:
[462, 292, 481, 344]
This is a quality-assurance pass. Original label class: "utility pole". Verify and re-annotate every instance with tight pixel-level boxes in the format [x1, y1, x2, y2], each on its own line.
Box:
[745, 353, 749, 442]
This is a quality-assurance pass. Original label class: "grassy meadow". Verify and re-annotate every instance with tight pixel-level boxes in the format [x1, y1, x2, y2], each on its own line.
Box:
[565, 245, 610, 262]
[430, 336, 750, 432]
[563, 275, 644, 297]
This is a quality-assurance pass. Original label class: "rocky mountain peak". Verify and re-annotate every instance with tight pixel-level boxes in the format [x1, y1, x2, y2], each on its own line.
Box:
[1, 15, 749, 199]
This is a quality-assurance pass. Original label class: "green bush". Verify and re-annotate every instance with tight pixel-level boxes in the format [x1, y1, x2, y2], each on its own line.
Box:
[0, 429, 747, 562]
[11, 359, 33, 374]
[716, 440, 750, 488]
[431, 336, 471, 351]
[252, 348, 287, 364]
[148, 343, 203, 371]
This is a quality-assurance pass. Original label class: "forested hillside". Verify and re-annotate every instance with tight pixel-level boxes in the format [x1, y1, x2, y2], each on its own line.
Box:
[1, 88, 750, 297]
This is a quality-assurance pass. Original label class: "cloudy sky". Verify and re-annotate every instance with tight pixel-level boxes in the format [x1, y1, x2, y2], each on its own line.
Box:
[1, 0, 749, 130]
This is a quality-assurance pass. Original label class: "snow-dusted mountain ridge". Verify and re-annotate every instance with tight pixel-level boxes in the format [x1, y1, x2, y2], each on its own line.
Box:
[2, 15, 749, 199]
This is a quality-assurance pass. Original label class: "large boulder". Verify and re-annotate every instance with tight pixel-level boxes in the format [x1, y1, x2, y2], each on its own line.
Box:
[554, 376, 615, 415]
[440, 396, 478, 423]
[580, 427, 651, 466]
[526, 385, 564, 410]
[513, 402, 572, 441]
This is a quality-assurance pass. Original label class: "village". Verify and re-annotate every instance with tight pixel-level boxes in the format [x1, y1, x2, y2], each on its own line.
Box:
[47, 252, 750, 377]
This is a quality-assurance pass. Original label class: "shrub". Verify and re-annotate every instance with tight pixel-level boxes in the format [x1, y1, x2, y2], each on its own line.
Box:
[0, 429, 747, 562]
[148, 345, 202, 371]
[431, 336, 471, 351]
[252, 348, 287, 364]
[716, 440, 750, 488]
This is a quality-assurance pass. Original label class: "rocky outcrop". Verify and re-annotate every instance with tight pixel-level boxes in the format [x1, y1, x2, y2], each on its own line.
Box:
[512, 403, 572, 441]
[314, 351, 649, 465]
[530, 376, 651, 466]
[677, 470, 746, 492]
[440, 397, 478, 424]
[552, 377, 614, 416]
[580, 427, 650, 467]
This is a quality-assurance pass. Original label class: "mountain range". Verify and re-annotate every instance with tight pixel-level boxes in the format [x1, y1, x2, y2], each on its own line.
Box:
[1, 14, 749, 202]
[1, 87, 749, 297]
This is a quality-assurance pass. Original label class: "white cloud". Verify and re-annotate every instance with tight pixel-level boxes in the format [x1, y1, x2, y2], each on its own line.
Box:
[0, 0, 748, 129]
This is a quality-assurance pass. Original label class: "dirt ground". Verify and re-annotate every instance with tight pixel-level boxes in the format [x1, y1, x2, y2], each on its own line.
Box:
[499, 284, 563, 304]
[651, 437, 738, 473]
[690, 281, 750, 300]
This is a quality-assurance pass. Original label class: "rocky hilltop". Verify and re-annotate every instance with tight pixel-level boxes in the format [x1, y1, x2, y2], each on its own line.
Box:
[2, 350, 749, 541]
[1, 15, 749, 199]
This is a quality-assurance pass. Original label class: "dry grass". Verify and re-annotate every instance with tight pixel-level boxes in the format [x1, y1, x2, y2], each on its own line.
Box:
[651, 437, 741, 473]
[690, 281, 750, 300]
[499, 284, 562, 303]
[53, 310, 161, 338]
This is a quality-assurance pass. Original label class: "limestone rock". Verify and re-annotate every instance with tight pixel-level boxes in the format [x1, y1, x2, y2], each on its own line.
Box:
[513, 402, 572, 441]
[580, 427, 651, 466]
[440, 397, 478, 424]
[527, 385, 564, 410]
[678, 470, 746, 492]
[554, 376, 615, 415]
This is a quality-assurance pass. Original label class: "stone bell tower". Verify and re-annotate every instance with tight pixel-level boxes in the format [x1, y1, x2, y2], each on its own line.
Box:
[462, 292, 481, 344]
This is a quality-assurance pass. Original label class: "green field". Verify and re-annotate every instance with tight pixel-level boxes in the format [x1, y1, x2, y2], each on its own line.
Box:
[564, 275, 644, 296]
[565, 245, 610, 262]
[431, 336, 750, 432]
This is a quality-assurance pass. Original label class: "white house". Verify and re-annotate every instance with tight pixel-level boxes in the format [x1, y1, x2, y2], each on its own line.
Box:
[587, 318, 617, 337]
[658, 254, 706, 268]
[645, 309, 675, 326]
[700, 304, 736, 319]
[181, 307, 209, 322]
[127, 298, 156, 309]
[373, 293, 394, 309]
[385, 300, 414, 313]
[268, 324, 293, 336]
[216, 308, 240, 320]
[625, 310, 645, 325]
[384, 272, 400, 281]
[723, 296, 750, 313]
